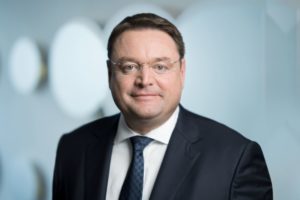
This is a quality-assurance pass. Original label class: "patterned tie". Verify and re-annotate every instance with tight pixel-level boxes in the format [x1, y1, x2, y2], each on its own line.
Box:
[119, 136, 153, 200]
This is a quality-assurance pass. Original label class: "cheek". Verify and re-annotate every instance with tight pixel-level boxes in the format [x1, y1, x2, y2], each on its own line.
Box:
[160, 77, 184, 96]
[110, 76, 132, 95]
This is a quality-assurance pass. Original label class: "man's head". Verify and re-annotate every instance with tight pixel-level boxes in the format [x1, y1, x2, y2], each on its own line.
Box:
[107, 13, 185, 60]
[107, 13, 186, 133]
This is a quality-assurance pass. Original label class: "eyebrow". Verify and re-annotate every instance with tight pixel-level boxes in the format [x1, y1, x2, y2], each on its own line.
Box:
[115, 56, 172, 63]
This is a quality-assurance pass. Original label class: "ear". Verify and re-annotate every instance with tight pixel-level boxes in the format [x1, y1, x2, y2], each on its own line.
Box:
[180, 58, 186, 88]
[106, 60, 112, 90]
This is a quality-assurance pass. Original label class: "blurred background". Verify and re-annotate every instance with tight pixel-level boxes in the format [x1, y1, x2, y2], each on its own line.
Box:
[0, 0, 299, 199]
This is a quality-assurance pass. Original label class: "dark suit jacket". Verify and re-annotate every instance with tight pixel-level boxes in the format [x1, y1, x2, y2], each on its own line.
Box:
[53, 106, 272, 200]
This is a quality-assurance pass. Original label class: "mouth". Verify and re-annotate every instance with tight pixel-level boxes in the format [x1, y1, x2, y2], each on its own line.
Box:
[131, 93, 161, 101]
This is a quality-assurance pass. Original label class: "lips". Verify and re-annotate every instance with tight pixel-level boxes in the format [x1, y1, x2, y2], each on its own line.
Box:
[131, 93, 157, 97]
[131, 92, 161, 100]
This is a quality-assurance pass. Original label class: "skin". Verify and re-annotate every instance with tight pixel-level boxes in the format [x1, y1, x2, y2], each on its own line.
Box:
[108, 29, 186, 134]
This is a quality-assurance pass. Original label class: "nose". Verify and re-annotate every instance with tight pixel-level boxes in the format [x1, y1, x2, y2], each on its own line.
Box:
[135, 65, 154, 87]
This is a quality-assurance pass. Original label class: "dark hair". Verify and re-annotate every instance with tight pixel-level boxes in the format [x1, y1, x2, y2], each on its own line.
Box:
[107, 13, 185, 59]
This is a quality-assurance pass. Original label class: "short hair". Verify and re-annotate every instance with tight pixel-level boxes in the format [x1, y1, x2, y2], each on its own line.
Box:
[107, 13, 185, 59]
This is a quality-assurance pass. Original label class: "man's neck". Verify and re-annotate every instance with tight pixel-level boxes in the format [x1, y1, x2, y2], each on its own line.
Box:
[123, 107, 179, 135]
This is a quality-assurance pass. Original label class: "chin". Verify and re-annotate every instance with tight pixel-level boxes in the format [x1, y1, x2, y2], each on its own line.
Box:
[130, 107, 163, 120]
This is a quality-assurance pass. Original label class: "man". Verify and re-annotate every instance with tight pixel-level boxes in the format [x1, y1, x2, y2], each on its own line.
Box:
[53, 13, 272, 200]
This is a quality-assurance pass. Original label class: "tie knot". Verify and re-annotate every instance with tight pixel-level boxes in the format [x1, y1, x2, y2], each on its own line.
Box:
[130, 136, 153, 152]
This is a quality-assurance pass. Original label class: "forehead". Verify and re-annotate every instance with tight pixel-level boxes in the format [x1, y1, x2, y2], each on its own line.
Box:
[112, 29, 179, 59]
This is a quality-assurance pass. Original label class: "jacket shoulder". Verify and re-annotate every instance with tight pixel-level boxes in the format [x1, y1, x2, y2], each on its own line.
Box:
[58, 114, 119, 149]
[179, 106, 251, 147]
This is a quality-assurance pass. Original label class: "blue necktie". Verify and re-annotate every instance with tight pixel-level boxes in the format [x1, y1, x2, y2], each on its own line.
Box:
[119, 136, 153, 200]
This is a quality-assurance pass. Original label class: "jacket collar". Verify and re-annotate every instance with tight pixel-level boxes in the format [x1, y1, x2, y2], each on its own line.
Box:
[84, 105, 207, 200]
[84, 114, 119, 200]
[150, 105, 204, 200]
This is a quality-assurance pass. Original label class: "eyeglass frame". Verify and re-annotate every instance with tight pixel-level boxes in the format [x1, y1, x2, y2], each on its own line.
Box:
[107, 58, 182, 75]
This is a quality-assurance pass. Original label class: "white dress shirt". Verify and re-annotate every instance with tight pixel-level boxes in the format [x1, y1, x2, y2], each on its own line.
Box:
[105, 107, 179, 200]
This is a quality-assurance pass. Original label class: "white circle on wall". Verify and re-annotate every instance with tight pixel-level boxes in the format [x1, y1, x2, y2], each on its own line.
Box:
[9, 37, 45, 94]
[104, 3, 175, 46]
[49, 18, 108, 118]
[178, 1, 265, 135]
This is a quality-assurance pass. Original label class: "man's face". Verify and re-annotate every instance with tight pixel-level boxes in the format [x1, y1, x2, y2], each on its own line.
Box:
[108, 29, 185, 129]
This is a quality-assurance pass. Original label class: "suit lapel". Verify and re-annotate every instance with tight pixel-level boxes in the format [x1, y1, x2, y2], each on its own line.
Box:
[84, 115, 119, 200]
[150, 107, 204, 200]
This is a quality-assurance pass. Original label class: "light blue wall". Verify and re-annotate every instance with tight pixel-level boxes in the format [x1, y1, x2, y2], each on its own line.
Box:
[0, 1, 188, 200]
[0, 0, 299, 200]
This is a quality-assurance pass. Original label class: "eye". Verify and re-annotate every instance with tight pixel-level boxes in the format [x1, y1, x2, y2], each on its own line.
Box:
[152, 63, 169, 73]
[120, 62, 138, 74]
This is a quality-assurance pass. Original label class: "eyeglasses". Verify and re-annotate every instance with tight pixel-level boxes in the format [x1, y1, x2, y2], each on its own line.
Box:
[108, 58, 181, 75]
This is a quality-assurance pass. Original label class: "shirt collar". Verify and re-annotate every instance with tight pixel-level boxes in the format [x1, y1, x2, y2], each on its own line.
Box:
[114, 106, 179, 145]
